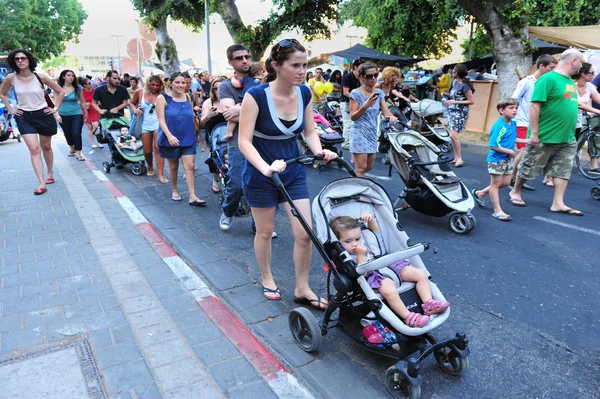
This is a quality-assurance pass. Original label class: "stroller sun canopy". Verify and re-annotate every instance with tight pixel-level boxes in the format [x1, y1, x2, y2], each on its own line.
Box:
[411, 99, 444, 118]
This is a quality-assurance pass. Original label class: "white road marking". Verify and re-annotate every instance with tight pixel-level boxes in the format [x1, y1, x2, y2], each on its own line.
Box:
[117, 196, 148, 224]
[533, 216, 600, 237]
[365, 172, 393, 181]
[91, 169, 109, 181]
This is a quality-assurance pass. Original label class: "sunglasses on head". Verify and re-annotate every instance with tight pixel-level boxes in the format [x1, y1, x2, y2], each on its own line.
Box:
[14, 56, 27, 62]
[364, 73, 379, 80]
[232, 54, 250, 61]
[272, 39, 300, 55]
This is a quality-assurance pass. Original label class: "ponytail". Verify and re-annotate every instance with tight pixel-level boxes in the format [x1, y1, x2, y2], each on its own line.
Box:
[265, 57, 277, 83]
[454, 64, 475, 93]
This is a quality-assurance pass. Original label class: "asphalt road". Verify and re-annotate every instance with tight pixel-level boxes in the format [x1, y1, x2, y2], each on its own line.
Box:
[84, 134, 600, 398]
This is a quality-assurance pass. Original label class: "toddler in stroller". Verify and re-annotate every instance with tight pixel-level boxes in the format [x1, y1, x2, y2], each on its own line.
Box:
[329, 213, 450, 328]
[100, 116, 147, 176]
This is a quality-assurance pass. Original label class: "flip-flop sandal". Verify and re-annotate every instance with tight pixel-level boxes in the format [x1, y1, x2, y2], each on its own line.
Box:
[68, 152, 75, 157]
[212, 184, 220, 193]
[159, 177, 170, 184]
[91, 145, 98, 148]
[454, 162, 464, 168]
[294, 296, 327, 310]
[171, 195, 182, 201]
[45, 177, 55, 184]
[550, 208, 584, 216]
[404, 312, 430, 328]
[33, 187, 47, 195]
[471, 189, 485, 208]
[263, 285, 281, 301]
[492, 213, 512, 221]
[422, 299, 450, 315]
[77, 156, 85, 161]
[188, 199, 207, 207]
[508, 197, 526, 207]
[97, 144, 104, 148]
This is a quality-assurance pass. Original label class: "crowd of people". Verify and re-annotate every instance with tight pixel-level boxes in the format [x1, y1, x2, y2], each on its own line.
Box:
[0, 44, 592, 325]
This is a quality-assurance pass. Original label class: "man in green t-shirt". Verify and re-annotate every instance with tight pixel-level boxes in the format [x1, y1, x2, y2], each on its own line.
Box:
[510, 49, 584, 216]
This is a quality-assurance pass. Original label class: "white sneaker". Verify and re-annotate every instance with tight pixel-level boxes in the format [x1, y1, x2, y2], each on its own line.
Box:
[219, 214, 232, 231]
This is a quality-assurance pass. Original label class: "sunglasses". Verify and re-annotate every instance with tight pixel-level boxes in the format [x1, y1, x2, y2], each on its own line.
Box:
[232, 55, 250, 61]
[273, 39, 300, 55]
[14, 56, 28, 62]
[364, 73, 379, 80]
[585, 71, 595, 75]
[149, 104, 156, 114]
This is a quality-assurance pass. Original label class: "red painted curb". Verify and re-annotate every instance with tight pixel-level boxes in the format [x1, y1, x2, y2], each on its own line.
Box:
[136, 223, 177, 258]
[102, 181, 125, 197]
[197, 295, 289, 381]
[84, 160, 97, 170]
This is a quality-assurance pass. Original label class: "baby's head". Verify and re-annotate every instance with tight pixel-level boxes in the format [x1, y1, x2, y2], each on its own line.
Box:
[329, 216, 362, 254]
[120, 127, 129, 135]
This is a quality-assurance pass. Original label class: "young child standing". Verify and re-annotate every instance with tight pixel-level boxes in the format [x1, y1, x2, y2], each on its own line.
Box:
[472, 98, 521, 221]
[329, 213, 450, 328]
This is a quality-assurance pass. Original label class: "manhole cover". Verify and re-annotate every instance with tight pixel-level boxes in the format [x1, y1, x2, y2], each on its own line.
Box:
[0, 339, 107, 399]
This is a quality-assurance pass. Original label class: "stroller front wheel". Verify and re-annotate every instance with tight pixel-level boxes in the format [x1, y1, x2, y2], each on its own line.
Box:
[449, 213, 473, 234]
[288, 307, 322, 352]
[131, 163, 145, 176]
[438, 142, 452, 153]
[385, 367, 421, 399]
[102, 162, 111, 173]
[434, 346, 469, 376]
[592, 186, 600, 200]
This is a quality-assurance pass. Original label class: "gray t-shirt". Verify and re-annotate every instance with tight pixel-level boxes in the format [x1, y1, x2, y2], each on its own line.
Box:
[218, 80, 243, 148]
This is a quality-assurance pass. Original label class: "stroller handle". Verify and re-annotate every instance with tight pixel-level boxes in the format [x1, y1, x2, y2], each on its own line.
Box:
[411, 153, 455, 167]
[271, 155, 355, 188]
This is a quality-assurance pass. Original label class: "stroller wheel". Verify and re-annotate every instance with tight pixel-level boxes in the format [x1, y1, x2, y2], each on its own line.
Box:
[439, 142, 452, 153]
[131, 163, 145, 176]
[102, 162, 111, 173]
[385, 367, 421, 399]
[16, 134, 21, 143]
[288, 307, 322, 353]
[592, 186, 600, 200]
[434, 346, 469, 376]
[449, 213, 471, 234]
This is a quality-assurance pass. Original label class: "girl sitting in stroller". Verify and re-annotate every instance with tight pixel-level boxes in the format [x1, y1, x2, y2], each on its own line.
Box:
[329, 213, 450, 328]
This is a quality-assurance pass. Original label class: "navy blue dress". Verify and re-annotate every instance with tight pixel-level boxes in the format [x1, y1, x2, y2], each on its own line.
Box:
[242, 83, 312, 207]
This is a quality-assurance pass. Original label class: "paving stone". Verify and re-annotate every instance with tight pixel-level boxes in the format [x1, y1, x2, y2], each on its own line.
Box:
[194, 260, 251, 291]
[207, 357, 260, 390]
[0, 286, 21, 302]
[1, 327, 44, 352]
[144, 271, 179, 287]
[136, 322, 180, 347]
[120, 295, 161, 315]
[127, 308, 169, 330]
[134, 383, 163, 399]
[85, 310, 128, 331]
[131, 253, 167, 275]
[89, 272, 108, 284]
[166, 381, 225, 399]
[41, 289, 79, 308]
[23, 306, 63, 329]
[3, 272, 37, 287]
[194, 338, 241, 366]
[56, 274, 93, 290]
[19, 242, 50, 254]
[160, 295, 199, 314]
[2, 295, 40, 316]
[78, 282, 114, 298]
[154, 357, 211, 392]
[64, 298, 102, 317]
[226, 379, 279, 399]
[111, 270, 145, 287]
[181, 323, 224, 346]
[152, 283, 187, 299]
[0, 265, 19, 278]
[112, 281, 153, 300]
[170, 309, 210, 330]
[112, 324, 135, 344]
[111, 392, 133, 399]
[46, 318, 88, 341]
[88, 328, 113, 349]
[219, 284, 268, 313]
[22, 281, 58, 297]
[102, 359, 154, 395]
[19, 260, 53, 273]
[0, 313, 21, 333]
[2, 252, 35, 266]
[144, 338, 192, 368]
[38, 268, 73, 282]
[95, 340, 143, 369]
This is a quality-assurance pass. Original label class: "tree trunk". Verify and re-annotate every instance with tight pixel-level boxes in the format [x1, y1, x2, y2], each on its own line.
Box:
[153, 18, 180, 75]
[458, 0, 531, 100]
[215, 0, 272, 61]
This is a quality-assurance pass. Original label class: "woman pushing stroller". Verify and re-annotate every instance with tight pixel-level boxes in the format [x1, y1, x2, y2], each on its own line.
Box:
[329, 213, 450, 327]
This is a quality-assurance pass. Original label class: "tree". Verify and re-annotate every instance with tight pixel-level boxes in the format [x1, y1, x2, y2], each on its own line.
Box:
[217, 0, 341, 61]
[342, 0, 600, 99]
[460, 26, 493, 60]
[43, 56, 80, 70]
[0, 0, 87, 61]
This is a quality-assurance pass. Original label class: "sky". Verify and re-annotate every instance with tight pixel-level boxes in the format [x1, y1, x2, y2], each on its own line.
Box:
[65, 0, 367, 72]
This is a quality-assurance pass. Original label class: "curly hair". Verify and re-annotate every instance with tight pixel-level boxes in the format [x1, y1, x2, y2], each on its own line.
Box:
[144, 75, 165, 94]
[381, 67, 402, 86]
[7, 49, 37, 73]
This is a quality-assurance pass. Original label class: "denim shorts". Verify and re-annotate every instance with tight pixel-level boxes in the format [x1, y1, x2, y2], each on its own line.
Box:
[243, 176, 309, 208]
[158, 144, 196, 159]
[14, 109, 57, 136]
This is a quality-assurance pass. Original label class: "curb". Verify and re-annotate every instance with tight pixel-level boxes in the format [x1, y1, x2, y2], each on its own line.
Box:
[83, 160, 314, 399]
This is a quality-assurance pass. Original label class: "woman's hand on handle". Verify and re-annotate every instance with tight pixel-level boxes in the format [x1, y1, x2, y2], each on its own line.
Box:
[320, 149, 337, 162]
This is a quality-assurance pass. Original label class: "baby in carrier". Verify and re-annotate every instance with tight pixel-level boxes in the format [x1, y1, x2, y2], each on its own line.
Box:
[225, 63, 264, 141]
[117, 127, 139, 152]
[329, 213, 450, 328]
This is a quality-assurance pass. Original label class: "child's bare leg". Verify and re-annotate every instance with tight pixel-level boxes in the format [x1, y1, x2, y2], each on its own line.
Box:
[379, 279, 410, 319]
[400, 266, 433, 302]
[489, 174, 511, 215]
[224, 121, 235, 140]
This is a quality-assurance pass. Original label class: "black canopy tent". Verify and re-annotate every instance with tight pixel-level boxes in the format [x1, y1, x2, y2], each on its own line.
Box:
[451, 38, 567, 70]
[329, 43, 425, 66]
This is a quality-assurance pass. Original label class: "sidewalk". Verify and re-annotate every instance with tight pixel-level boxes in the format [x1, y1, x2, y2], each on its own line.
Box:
[0, 137, 313, 399]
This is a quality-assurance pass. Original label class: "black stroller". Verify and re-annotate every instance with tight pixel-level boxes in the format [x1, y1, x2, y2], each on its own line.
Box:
[298, 111, 344, 170]
[0, 103, 21, 143]
[277, 155, 470, 399]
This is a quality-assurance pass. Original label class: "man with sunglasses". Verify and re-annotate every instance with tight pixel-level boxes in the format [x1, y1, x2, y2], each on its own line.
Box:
[92, 70, 130, 119]
[341, 59, 363, 149]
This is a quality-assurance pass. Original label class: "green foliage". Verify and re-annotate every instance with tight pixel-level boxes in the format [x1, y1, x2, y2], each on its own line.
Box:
[129, 0, 206, 30]
[43, 56, 79, 69]
[460, 25, 493, 60]
[269, 0, 340, 40]
[0, 0, 87, 61]
[341, 0, 465, 58]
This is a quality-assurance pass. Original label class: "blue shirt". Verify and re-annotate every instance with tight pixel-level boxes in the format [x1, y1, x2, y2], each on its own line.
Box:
[58, 87, 83, 116]
[242, 83, 311, 189]
[157, 92, 196, 147]
[487, 118, 516, 162]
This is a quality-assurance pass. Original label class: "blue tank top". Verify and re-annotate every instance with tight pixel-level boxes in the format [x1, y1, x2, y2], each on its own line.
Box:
[158, 92, 196, 147]
[58, 87, 83, 116]
[242, 83, 311, 188]
[140, 91, 158, 132]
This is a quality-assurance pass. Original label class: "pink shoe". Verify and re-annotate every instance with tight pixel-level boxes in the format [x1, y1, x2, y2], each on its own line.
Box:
[404, 312, 430, 328]
[422, 299, 450, 316]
